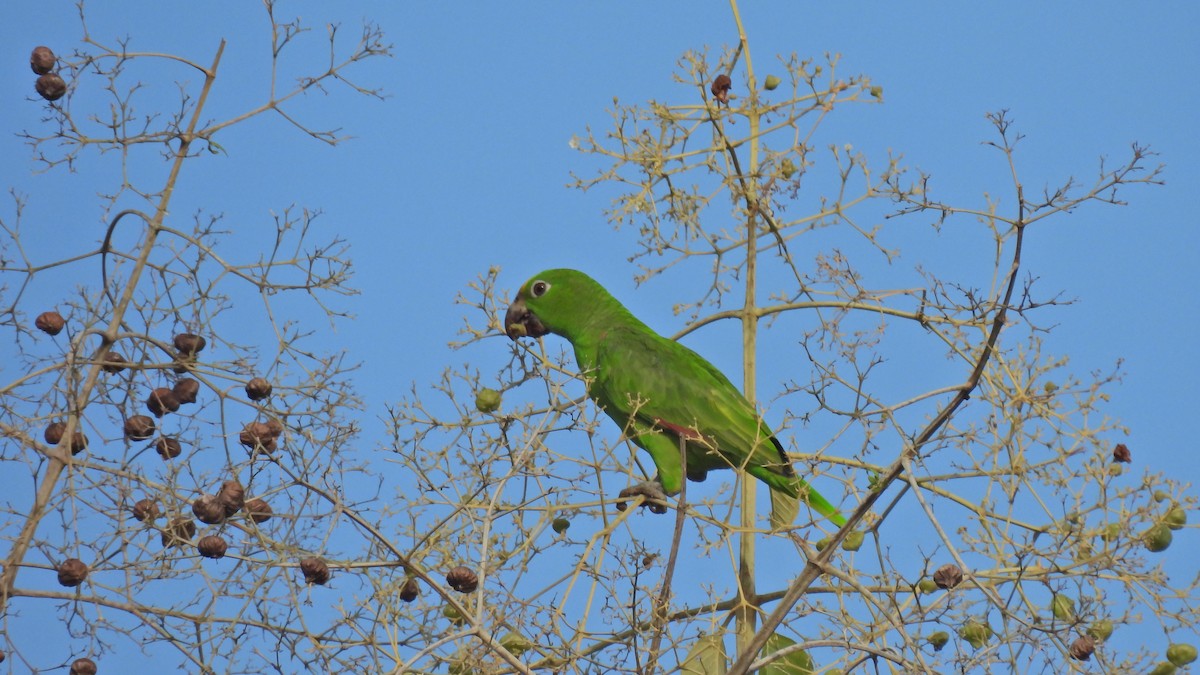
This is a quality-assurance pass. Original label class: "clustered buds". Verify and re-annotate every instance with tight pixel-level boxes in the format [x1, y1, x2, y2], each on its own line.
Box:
[300, 557, 331, 585]
[197, 535, 228, 559]
[56, 558, 89, 587]
[123, 415, 156, 441]
[69, 658, 97, 675]
[446, 565, 478, 593]
[245, 377, 273, 401]
[35, 310, 65, 335]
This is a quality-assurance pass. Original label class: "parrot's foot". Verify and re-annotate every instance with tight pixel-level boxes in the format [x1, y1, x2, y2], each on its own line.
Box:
[615, 482, 670, 515]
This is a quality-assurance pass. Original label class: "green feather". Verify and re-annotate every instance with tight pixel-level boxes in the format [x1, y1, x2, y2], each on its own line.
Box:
[510, 269, 846, 529]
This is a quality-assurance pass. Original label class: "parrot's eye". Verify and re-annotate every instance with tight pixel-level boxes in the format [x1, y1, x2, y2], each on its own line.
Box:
[531, 280, 550, 298]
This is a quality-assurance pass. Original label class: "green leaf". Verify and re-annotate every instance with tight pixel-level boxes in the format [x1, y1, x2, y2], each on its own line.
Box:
[761, 633, 816, 675]
[680, 633, 727, 675]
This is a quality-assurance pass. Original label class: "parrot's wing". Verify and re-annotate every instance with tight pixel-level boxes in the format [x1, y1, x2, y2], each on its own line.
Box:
[591, 325, 791, 479]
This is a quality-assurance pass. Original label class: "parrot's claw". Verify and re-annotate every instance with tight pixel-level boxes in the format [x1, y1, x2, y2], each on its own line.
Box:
[615, 482, 670, 515]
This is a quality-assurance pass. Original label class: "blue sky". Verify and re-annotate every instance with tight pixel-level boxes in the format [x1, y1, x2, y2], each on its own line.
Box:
[2, 1, 1198, 670]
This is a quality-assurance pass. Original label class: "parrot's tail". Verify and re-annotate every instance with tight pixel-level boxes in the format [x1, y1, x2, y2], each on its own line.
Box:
[768, 476, 847, 530]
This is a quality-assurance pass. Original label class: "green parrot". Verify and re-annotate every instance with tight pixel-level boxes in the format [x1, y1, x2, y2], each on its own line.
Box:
[504, 268, 846, 529]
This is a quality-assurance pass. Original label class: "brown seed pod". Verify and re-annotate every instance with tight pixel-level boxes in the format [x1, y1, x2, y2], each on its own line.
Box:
[69, 658, 97, 675]
[711, 73, 732, 103]
[101, 351, 128, 373]
[44, 421, 65, 445]
[132, 498, 161, 522]
[173, 333, 207, 357]
[146, 387, 181, 417]
[34, 310, 65, 335]
[933, 563, 964, 590]
[245, 377, 273, 401]
[123, 415, 156, 441]
[69, 430, 88, 454]
[239, 422, 278, 452]
[173, 378, 200, 404]
[35, 73, 67, 101]
[172, 356, 194, 374]
[197, 535, 228, 559]
[192, 495, 226, 525]
[1112, 443, 1132, 463]
[244, 497, 272, 523]
[162, 517, 196, 547]
[30, 46, 56, 74]
[154, 436, 182, 460]
[399, 577, 420, 603]
[264, 417, 285, 438]
[446, 565, 479, 593]
[300, 557, 331, 585]
[56, 558, 89, 587]
[1069, 634, 1096, 661]
[217, 479, 245, 516]
[46, 421, 88, 454]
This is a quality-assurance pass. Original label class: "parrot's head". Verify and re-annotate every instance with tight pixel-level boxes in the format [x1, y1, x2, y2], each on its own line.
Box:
[505, 268, 598, 341]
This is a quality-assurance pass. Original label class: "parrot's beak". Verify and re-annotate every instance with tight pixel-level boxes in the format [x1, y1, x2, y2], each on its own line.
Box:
[504, 297, 549, 340]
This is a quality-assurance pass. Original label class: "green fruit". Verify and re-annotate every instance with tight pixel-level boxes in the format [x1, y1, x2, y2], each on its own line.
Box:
[815, 536, 830, 552]
[780, 158, 797, 180]
[1086, 619, 1114, 642]
[552, 517, 570, 534]
[442, 604, 466, 625]
[1051, 594, 1075, 622]
[474, 388, 502, 413]
[763, 74, 782, 91]
[500, 632, 532, 655]
[1043, 381, 1058, 393]
[1154, 489, 1171, 503]
[1167, 643, 1198, 666]
[1143, 523, 1173, 552]
[1099, 523, 1121, 542]
[1164, 506, 1187, 530]
[958, 621, 993, 649]
[822, 670, 844, 675]
[841, 530, 864, 552]
[1148, 662, 1178, 675]
[926, 631, 949, 651]
[1107, 463, 1123, 476]
[869, 85, 883, 99]
[917, 579, 938, 594]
